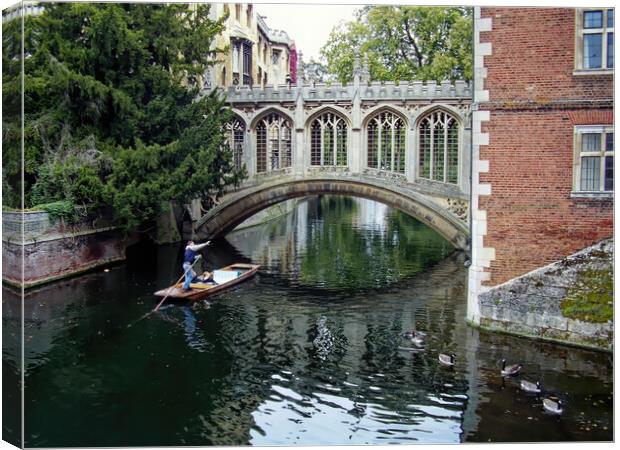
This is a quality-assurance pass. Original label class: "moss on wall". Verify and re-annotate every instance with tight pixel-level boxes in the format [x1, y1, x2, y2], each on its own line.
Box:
[561, 267, 613, 323]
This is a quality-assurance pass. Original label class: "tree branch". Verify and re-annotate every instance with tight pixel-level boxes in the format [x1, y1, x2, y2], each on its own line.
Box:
[403, 17, 423, 68]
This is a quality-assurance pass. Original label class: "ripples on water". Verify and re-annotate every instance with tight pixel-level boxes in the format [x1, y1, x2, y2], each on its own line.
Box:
[2, 196, 613, 446]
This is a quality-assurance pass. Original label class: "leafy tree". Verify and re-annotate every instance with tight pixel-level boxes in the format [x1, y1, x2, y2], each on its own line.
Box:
[320, 6, 472, 84]
[2, 3, 243, 232]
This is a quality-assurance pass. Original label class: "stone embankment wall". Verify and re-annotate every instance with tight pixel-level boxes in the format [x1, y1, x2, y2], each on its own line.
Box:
[2, 211, 131, 288]
[478, 239, 613, 351]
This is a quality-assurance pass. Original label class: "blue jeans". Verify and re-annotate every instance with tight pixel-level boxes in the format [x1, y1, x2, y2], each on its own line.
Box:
[182, 262, 196, 290]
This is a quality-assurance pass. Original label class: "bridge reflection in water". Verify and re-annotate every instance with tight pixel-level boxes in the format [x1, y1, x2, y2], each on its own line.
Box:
[3, 197, 613, 446]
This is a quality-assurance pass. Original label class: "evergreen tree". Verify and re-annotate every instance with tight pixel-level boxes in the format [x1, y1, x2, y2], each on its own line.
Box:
[2, 3, 242, 232]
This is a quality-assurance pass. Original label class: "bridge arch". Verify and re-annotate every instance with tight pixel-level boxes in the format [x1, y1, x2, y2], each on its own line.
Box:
[194, 176, 469, 250]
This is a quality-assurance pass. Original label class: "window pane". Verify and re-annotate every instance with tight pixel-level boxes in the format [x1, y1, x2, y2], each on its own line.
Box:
[607, 32, 614, 68]
[582, 133, 601, 151]
[606, 132, 614, 151]
[583, 34, 603, 68]
[580, 156, 601, 190]
[419, 121, 431, 179]
[604, 156, 613, 191]
[608, 9, 614, 28]
[584, 10, 603, 28]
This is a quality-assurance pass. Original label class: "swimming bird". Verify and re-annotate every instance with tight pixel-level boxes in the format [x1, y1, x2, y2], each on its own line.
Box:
[402, 330, 425, 346]
[542, 398, 564, 415]
[520, 380, 541, 393]
[500, 358, 522, 376]
[439, 353, 456, 366]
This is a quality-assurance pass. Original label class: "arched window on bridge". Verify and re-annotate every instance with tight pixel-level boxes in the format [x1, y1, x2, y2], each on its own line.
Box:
[310, 111, 348, 166]
[366, 111, 406, 173]
[256, 113, 292, 172]
[225, 117, 245, 171]
[418, 110, 459, 184]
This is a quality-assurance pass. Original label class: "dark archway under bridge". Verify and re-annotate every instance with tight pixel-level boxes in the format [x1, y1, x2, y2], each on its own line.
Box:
[193, 174, 470, 250]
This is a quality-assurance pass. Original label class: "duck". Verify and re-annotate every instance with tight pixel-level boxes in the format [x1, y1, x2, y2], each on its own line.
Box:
[402, 329, 426, 344]
[500, 358, 522, 376]
[520, 380, 541, 393]
[542, 398, 564, 415]
[439, 353, 456, 366]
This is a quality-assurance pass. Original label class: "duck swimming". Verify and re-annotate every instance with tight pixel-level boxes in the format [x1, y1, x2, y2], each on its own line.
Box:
[542, 398, 564, 415]
[520, 380, 541, 393]
[402, 330, 425, 346]
[439, 353, 456, 366]
[500, 359, 522, 376]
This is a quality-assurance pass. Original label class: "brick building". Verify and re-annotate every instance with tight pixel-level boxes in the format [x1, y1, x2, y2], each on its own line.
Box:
[468, 7, 614, 323]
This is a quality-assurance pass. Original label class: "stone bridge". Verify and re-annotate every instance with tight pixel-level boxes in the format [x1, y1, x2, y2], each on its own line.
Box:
[194, 67, 472, 250]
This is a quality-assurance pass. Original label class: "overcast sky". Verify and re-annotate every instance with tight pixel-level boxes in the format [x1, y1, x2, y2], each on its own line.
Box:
[255, 3, 360, 62]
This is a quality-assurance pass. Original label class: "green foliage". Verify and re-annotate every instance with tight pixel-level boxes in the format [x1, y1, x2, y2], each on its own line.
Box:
[321, 6, 473, 83]
[561, 268, 613, 323]
[2, 3, 243, 233]
[34, 200, 82, 224]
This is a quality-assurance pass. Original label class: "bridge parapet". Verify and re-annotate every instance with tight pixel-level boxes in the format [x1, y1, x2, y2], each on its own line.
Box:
[220, 79, 471, 103]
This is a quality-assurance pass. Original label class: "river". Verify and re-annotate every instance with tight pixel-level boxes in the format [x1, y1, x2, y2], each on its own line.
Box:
[2, 196, 613, 446]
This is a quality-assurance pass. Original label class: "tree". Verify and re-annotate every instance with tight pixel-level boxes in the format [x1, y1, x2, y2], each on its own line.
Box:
[2, 3, 243, 232]
[320, 6, 472, 84]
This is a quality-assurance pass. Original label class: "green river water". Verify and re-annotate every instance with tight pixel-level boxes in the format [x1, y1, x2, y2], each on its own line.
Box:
[2, 196, 613, 446]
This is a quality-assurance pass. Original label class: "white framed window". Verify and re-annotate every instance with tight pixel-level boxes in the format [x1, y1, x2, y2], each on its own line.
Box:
[575, 9, 614, 72]
[574, 125, 614, 193]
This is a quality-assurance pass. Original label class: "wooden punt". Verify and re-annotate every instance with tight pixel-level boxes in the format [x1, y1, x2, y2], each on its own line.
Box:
[154, 263, 259, 301]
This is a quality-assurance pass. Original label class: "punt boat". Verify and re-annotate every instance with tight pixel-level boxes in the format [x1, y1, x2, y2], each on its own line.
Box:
[154, 263, 259, 301]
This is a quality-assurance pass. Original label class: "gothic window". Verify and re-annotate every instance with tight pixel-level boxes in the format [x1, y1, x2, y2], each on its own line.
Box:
[256, 113, 292, 173]
[226, 117, 245, 171]
[272, 49, 281, 65]
[310, 111, 348, 166]
[418, 110, 459, 184]
[366, 111, 406, 173]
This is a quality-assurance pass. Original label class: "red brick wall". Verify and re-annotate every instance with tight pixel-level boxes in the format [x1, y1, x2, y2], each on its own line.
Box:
[2, 230, 127, 287]
[479, 7, 614, 286]
[480, 8, 613, 102]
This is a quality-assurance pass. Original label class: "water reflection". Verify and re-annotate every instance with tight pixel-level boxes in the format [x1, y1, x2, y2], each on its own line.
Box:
[12, 196, 613, 446]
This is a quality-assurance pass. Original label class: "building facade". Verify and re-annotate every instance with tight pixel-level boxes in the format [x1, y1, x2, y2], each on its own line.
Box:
[204, 2, 295, 89]
[469, 7, 614, 323]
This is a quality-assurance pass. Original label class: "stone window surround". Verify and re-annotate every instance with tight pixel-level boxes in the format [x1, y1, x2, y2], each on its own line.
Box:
[571, 124, 614, 196]
[308, 111, 349, 167]
[574, 8, 614, 75]
[416, 109, 461, 186]
[366, 110, 407, 174]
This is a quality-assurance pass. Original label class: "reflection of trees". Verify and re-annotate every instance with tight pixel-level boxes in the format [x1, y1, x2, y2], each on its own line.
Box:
[299, 196, 453, 290]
